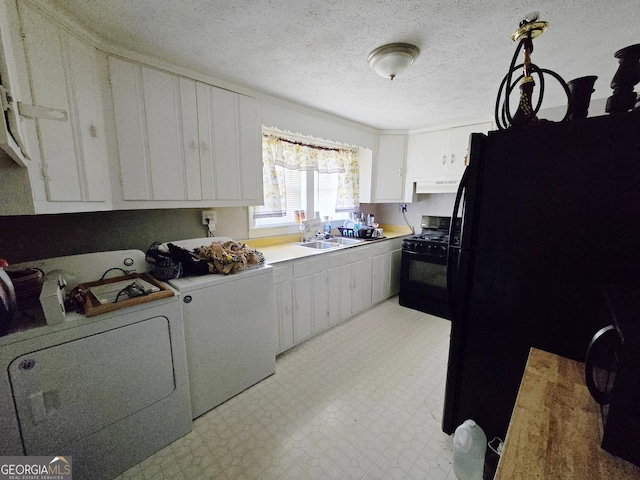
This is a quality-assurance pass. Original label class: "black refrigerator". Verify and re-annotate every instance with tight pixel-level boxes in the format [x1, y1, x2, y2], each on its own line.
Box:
[442, 109, 640, 441]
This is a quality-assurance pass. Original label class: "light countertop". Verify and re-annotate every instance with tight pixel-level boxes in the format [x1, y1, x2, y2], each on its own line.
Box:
[242, 227, 412, 265]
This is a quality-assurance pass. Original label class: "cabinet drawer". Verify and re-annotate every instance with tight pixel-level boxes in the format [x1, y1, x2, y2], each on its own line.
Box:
[329, 245, 372, 268]
[293, 256, 329, 278]
[369, 241, 392, 255]
[272, 263, 293, 283]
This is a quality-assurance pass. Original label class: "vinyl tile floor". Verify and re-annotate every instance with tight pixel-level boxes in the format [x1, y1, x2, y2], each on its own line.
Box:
[116, 296, 455, 480]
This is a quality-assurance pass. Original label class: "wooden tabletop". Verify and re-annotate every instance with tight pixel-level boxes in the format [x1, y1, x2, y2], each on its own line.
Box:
[494, 347, 640, 479]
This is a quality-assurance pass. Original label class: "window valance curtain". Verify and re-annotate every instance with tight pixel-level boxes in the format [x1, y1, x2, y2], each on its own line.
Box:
[254, 134, 359, 219]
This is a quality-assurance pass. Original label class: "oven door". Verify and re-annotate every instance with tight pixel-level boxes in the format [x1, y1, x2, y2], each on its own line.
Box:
[399, 249, 451, 318]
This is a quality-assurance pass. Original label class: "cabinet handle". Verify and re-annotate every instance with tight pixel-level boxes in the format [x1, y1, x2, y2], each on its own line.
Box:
[442, 155, 447, 165]
[397, 168, 402, 177]
[201, 141, 209, 153]
[451, 154, 455, 164]
[295, 301, 300, 310]
[285, 305, 290, 313]
[191, 139, 198, 150]
[89, 124, 98, 138]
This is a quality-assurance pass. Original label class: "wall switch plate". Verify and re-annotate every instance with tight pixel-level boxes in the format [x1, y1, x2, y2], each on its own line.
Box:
[201, 210, 217, 225]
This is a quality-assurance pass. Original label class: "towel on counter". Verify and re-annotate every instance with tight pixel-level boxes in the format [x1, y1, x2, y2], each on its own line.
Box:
[195, 241, 265, 275]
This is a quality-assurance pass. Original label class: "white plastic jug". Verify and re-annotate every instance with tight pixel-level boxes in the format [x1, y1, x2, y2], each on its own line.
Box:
[453, 419, 487, 480]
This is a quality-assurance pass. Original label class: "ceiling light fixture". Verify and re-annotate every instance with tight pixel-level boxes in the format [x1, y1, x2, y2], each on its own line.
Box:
[368, 43, 420, 80]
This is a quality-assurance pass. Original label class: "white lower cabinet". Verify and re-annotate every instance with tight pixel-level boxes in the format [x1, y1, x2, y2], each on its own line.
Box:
[274, 238, 403, 355]
[330, 246, 373, 323]
[293, 276, 313, 342]
[273, 263, 294, 353]
[370, 241, 393, 304]
[311, 271, 329, 333]
[292, 256, 329, 344]
[273, 257, 330, 354]
[372, 252, 391, 305]
[390, 247, 403, 296]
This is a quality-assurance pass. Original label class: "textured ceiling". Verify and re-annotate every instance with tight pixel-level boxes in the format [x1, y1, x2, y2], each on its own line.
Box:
[51, 0, 640, 130]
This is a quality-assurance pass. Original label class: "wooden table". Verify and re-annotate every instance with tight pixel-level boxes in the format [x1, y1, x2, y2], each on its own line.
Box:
[494, 347, 640, 479]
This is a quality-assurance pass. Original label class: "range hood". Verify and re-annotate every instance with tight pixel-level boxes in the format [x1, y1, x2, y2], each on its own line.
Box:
[415, 178, 460, 194]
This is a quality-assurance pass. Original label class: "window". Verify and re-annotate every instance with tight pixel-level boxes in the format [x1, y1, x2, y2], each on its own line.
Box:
[251, 131, 360, 233]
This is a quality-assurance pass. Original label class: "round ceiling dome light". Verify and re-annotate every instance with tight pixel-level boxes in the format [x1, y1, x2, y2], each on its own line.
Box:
[368, 43, 420, 80]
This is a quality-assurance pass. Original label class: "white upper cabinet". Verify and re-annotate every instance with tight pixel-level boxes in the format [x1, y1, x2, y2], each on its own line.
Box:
[0, 0, 111, 215]
[406, 122, 492, 195]
[372, 133, 407, 203]
[108, 56, 263, 208]
[195, 83, 263, 202]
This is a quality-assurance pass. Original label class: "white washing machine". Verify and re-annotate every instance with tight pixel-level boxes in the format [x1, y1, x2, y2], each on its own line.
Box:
[0, 250, 192, 480]
[166, 238, 275, 418]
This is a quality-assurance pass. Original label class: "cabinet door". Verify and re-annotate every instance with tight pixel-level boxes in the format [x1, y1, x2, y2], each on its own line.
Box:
[390, 248, 402, 296]
[374, 134, 406, 202]
[312, 271, 329, 333]
[197, 83, 238, 200]
[66, 34, 110, 202]
[237, 94, 263, 202]
[327, 268, 340, 326]
[337, 264, 353, 322]
[446, 122, 492, 177]
[196, 84, 262, 202]
[109, 58, 201, 201]
[352, 258, 373, 315]
[141, 67, 193, 200]
[19, 2, 109, 203]
[372, 252, 391, 304]
[293, 276, 313, 342]
[276, 280, 294, 352]
[108, 57, 149, 200]
[409, 129, 449, 180]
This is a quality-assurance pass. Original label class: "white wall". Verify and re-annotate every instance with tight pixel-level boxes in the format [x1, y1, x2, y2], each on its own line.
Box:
[362, 193, 456, 233]
[261, 101, 377, 150]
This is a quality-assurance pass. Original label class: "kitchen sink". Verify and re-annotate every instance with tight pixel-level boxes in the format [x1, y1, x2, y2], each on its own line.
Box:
[326, 237, 364, 246]
[298, 240, 341, 249]
[296, 237, 365, 250]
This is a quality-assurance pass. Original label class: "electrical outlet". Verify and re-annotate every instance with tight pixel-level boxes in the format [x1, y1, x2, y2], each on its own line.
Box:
[400, 204, 408, 212]
[201, 210, 217, 225]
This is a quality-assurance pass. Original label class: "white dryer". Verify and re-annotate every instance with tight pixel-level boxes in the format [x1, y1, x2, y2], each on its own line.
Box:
[166, 238, 275, 418]
[0, 250, 192, 480]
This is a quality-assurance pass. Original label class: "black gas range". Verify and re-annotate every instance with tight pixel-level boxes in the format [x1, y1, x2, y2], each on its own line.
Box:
[399, 216, 460, 319]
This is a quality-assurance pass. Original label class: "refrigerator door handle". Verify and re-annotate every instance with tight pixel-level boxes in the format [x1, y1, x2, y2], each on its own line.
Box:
[447, 165, 471, 316]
